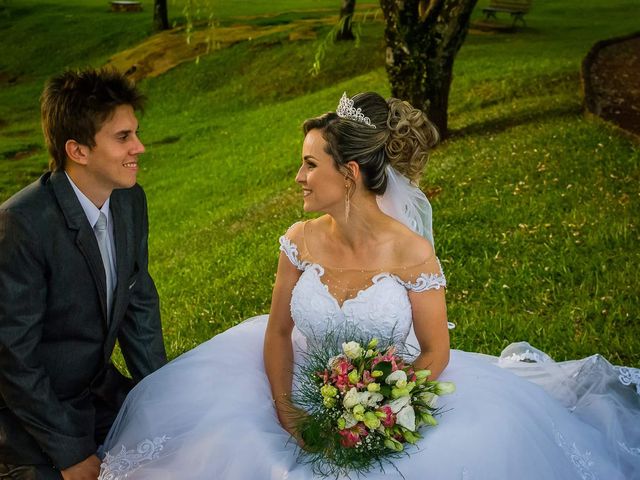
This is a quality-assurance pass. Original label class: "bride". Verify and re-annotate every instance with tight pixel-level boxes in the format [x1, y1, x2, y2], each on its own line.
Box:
[99, 92, 639, 479]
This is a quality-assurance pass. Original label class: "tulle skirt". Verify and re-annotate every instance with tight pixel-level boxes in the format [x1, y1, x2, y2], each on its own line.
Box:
[99, 315, 640, 480]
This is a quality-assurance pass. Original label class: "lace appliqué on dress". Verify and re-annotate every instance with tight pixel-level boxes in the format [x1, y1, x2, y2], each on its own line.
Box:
[99, 436, 169, 480]
[279, 235, 309, 271]
[393, 271, 447, 292]
[391, 261, 452, 330]
[615, 366, 640, 395]
[497, 343, 553, 366]
[554, 426, 597, 480]
[618, 442, 640, 457]
[392, 258, 447, 293]
[499, 350, 548, 365]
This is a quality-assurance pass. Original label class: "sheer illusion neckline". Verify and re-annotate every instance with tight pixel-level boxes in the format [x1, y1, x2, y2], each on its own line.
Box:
[290, 233, 410, 308]
[280, 230, 447, 308]
[300, 220, 433, 273]
[310, 265, 401, 310]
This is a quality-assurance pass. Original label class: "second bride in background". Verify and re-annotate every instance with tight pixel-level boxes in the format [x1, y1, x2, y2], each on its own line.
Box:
[99, 92, 639, 479]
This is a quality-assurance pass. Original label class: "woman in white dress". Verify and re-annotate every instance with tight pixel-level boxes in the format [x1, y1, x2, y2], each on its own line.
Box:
[99, 92, 639, 480]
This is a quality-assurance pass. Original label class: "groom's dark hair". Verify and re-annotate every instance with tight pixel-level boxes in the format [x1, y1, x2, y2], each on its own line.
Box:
[41, 67, 145, 171]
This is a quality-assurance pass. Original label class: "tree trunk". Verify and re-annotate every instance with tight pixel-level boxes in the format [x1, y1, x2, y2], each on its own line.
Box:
[380, 0, 478, 137]
[154, 0, 169, 31]
[336, 0, 356, 41]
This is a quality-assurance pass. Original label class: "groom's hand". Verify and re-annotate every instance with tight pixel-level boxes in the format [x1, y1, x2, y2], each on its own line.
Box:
[61, 454, 101, 480]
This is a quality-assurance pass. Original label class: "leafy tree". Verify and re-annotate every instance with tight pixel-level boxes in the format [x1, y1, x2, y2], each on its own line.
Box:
[380, 0, 479, 137]
[154, 0, 169, 31]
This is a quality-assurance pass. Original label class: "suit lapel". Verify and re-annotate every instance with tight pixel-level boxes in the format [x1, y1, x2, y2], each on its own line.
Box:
[109, 191, 131, 335]
[50, 170, 109, 330]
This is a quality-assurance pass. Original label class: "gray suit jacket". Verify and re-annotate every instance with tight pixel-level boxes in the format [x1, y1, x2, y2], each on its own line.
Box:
[0, 171, 167, 469]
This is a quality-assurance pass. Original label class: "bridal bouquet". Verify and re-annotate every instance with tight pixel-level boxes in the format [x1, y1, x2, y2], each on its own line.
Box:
[293, 336, 455, 476]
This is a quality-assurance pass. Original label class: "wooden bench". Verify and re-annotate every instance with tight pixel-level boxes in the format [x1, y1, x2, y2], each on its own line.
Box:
[110, 1, 142, 12]
[482, 0, 532, 27]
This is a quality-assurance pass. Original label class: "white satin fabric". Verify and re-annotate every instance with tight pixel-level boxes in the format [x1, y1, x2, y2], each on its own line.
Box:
[99, 236, 640, 479]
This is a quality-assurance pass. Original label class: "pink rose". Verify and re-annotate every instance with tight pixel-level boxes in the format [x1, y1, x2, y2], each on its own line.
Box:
[338, 423, 368, 448]
[379, 405, 396, 428]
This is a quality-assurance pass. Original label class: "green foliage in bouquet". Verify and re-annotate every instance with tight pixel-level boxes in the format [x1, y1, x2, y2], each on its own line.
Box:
[292, 332, 455, 477]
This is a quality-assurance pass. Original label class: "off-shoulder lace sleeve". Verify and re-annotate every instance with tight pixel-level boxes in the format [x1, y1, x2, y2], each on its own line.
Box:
[392, 258, 447, 292]
[278, 235, 306, 271]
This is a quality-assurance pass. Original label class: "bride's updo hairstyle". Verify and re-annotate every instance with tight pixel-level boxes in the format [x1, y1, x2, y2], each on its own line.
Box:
[302, 92, 439, 193]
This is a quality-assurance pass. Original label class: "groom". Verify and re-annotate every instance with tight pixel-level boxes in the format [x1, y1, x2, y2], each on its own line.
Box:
[0, 68, 167, 479]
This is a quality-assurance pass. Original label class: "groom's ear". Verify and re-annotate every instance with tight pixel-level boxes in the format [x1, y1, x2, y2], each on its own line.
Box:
[64, 139, 90, 166]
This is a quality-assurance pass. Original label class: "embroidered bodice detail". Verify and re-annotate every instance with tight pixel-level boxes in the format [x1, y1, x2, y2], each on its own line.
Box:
[280, 232, 447, 344]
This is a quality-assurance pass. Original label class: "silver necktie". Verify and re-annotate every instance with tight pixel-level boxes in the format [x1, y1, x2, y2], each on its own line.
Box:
[94, 212, 114, 320]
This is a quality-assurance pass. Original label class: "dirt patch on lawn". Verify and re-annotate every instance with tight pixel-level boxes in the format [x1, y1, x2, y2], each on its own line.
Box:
[105, 5, 383, 82]
[105, 15, 346, 82]
[583, 32, 640, 138]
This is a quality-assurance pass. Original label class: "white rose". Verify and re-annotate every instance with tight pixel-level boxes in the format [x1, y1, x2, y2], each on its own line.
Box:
[342, 341, 364, 360]
[341, 412, 358, 429]
[435, 382, 456, 395]
[358, 391, 384, 408]
[396, 405, 416, 432]
[386, 396, 410, 414]
[418, 392, 439, 408]
[343, 387, 360, 409]
[385, 370, 407, 385]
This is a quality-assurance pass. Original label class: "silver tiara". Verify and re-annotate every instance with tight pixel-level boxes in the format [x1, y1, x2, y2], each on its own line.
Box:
[336, 92, 376, 129]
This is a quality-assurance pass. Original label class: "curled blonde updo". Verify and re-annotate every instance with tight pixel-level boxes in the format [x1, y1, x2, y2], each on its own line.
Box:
[302, 92, 439, 194]
[385, 98, 439, 184]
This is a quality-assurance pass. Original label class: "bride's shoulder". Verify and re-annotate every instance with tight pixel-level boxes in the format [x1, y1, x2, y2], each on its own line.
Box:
[279, 218, 323, 267]
[391, 222, 436, 266]
[282, 216, 328, 244]
[390, 228, 445, 290]
[280, 221, 304, 258]
[282, 218, 311, 242]
[282, 220, 305, 242]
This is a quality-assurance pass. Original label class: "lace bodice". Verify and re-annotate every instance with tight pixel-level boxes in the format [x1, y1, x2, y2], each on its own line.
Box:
[279, 232, 447, 345]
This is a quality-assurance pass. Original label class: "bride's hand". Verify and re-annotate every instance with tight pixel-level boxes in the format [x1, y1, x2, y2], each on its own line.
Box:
[275, 399, 307, 446]
[282, 413, 307, 446]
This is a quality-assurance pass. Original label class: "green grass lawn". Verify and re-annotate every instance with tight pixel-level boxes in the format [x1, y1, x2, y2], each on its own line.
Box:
[0, 0, 638, 367]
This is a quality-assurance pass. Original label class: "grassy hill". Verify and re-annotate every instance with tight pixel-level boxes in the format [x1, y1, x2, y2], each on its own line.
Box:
[0, 0, 638, 366]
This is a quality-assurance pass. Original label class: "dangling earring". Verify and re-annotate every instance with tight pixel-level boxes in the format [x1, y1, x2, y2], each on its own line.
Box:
[344, 182, 351, 221]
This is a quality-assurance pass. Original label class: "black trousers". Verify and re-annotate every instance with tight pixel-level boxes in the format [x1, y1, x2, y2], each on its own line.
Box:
[0, 464, 62, 480]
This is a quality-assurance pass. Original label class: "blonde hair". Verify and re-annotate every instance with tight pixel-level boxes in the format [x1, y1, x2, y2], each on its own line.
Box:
[385, 98, 439, 184]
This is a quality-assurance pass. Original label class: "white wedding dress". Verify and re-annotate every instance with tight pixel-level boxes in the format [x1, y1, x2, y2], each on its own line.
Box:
[99, 230, 640, 480]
